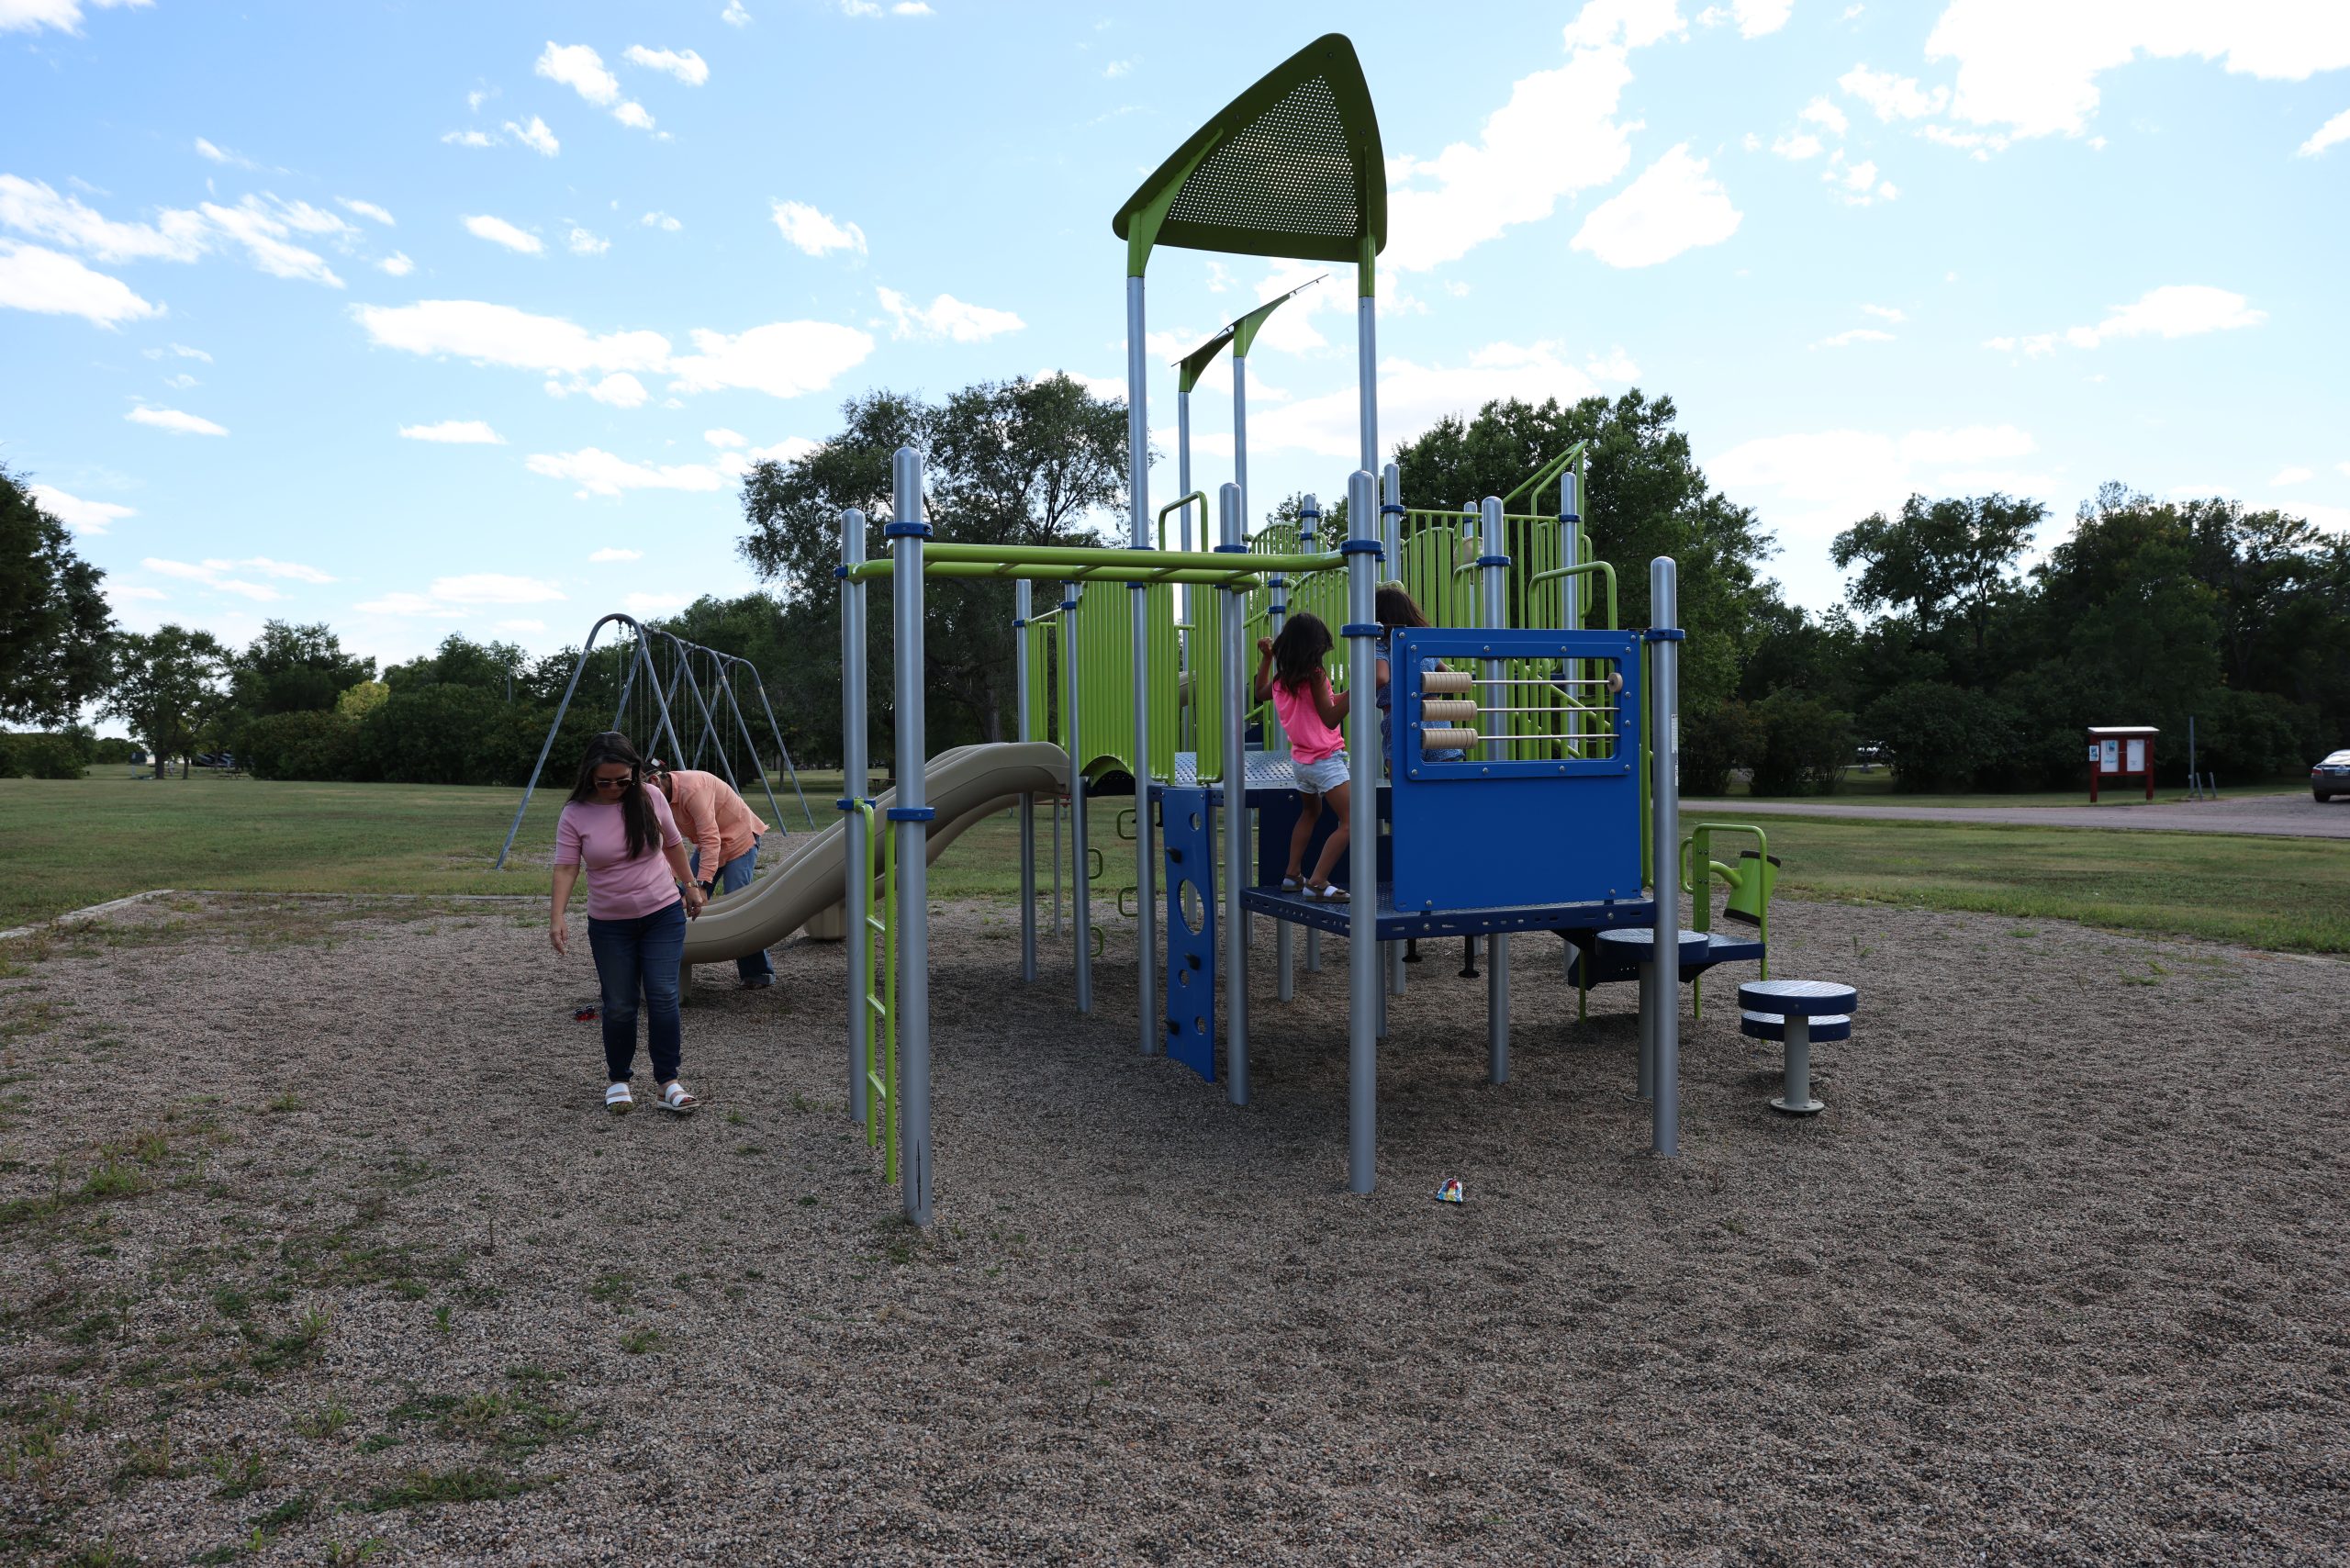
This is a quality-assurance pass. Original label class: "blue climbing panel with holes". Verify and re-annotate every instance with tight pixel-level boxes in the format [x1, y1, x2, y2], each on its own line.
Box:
[1160, 786, 1215, 1081]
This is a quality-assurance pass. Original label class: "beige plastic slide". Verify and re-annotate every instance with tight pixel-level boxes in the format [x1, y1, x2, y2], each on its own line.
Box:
[678, 741, 1068, 968]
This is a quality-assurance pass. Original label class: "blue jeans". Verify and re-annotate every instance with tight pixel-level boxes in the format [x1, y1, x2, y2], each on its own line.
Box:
[587, 900, 686, 1084]
[690, 834, 772, 982]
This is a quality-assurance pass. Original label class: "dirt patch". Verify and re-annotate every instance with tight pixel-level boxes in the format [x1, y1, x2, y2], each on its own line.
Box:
[2, 893, 2345, 1563]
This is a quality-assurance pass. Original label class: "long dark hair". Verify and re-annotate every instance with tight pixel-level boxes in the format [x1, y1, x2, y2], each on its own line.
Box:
[1374, 582, 1431, 630]
[1270, 611, 1333, 693]
[568, 731, 659, 861]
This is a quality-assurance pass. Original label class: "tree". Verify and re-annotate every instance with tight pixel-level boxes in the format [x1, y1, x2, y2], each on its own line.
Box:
[1830, 493, 2042, 677]
[230, 621, 375, 717]
[0, 465, 117, 725]
[383, 633, 529, 693]
[102, 625, 228, 778]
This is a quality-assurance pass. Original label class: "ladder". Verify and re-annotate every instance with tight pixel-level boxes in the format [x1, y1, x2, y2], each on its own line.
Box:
[854, 801, 899, 1182]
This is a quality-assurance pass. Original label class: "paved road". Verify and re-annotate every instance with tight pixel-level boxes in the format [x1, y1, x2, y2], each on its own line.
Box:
[1682, 791, 2350, 840]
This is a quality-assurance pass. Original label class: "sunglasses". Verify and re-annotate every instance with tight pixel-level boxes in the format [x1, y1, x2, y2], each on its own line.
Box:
[592, 774, 633, 790]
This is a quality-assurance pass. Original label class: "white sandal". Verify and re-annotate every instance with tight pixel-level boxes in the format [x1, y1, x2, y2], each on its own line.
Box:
[657, 1081, 698, 1114]
[604, 1081, 633, 1115]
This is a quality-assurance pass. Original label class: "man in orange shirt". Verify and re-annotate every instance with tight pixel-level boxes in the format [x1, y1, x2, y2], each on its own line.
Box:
[649, 762, 775, 988]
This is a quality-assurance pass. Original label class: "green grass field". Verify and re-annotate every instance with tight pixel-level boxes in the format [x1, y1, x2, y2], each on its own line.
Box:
[4, 769, 2344, 953]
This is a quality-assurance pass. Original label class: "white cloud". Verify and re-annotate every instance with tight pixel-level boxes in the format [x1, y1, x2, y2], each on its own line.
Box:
[142, 556, 302, 599]
[875, 286, 1024, 342]
[162, 342, 208, 361]
[2270, 465, 2312, 486]
[1861, 303, 1904, 321]
[1730, 0, 1792, 38]
[588, 546, 644, 563]
[1840, 63, 1950, 120]
[398, 419, 506, 444]
[162, 371, 197, 389]
[1250, 341, 1600, 459]
[535, 40, 655, 130]
[2300, 108, 2350, 157]
[704, 429, 746, 449]
[722, 0, 751, 25]
[442, 129, 497, 149]
[428, 573, 563, 603]
[0, 174, 206, 263]
[506, 116, 560, 157]
[339, 197, 395, 226]
[666, 320, 876, 397]
[1570, 143, 1741, 267]
[355, 299, 871, 402]
[1104, 59, 1132, 78]
[1382, 5, 1676, 273]
[1771, 132, 1824, 160]
[713, 434, 822, 476]
[1817, 327, 1895, 347]
[2283, 501, 2350, 532]
[624, 45, 709, 85]
[463, 214, 543, 255]
[351, 592, 462, 618]
[199, 195, 347, 286]
[126, 405, 226, 435]
[565, 227, 610, 258]
[893, 1, 933, 12]
[496, 618, 547, 633]
[192, 136, 266, 170]
[1584, 345, 1639, 380]
[545, 371, 651, 408]
[1820, 151, 1896, 204]
[108, 584, 167, 603]
[641, 211, 681, 231]
[0, 240, 161, 326]
[378, 252, 414, 276]
[624, 592, 688, 619]
[1926, 2, 2350, 141]
[28, 484, 134, 532]
[1992, 285, 2266, 355]
[770, 200, 866, 257]
[0, 0, 152, 35]
[526, 447, 728, 498]
[536, 41, 621, 105]
[1800, 95, 1849, 134]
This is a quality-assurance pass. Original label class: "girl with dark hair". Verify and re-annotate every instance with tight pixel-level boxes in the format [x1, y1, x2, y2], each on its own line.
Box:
[1252, 611, 1353, 902]
[549, 732, 707, 1114]
[1372, 581, 1465, 766]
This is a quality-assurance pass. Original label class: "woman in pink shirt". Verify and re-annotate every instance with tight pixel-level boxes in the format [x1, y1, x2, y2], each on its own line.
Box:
[1253, 612, 1353, 902]
[550, 733, 707, 1114]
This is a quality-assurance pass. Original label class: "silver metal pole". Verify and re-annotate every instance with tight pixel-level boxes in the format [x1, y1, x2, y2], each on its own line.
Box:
[1345, 467, 1380, 1194]
[1356, 282, 1379, 477]
[1065, 583, 1092, 1014]
[1380, 460, 1403, 1002]
[1650, 556, 1682, 1159]
[1125, 274, 1158, 1058]
[1177, 386, 1193, 665]
[841, 511, 869, 1126]
[890, 447, 934, 1224]
[1016, 579, 1037, 985]
[1052, 795, 1063, 937]
[496, 612, 628, 869]
[714, 657, 788, 833]
[1480, 496, 1510, 1085]
[1561, 468, 1583, 756]
[1218, 481, 1250, 1105]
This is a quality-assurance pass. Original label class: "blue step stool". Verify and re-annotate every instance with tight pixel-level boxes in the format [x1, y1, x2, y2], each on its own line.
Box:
[1738, 979, 1855, 1117]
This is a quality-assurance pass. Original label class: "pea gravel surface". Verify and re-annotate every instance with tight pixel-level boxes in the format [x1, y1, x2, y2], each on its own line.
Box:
[2, 890, 2345, 1565]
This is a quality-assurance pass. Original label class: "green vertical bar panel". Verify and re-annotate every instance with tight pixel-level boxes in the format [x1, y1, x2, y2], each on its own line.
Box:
[1056, 590, 1078, 762]
[1076, 583, 1135, 777]
[1192, 580, 1225, 781]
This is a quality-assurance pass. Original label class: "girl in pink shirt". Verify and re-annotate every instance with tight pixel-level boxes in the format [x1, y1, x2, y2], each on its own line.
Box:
[1253, 612, 1353, 902]
[550, 733, 707, 1114]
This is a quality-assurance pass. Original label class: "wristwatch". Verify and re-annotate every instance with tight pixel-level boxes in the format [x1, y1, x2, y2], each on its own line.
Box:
[696, 879, 715, 894]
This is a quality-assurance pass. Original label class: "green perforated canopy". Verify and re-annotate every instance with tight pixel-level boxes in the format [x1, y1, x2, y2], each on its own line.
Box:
[1113, 33, 1386, 275]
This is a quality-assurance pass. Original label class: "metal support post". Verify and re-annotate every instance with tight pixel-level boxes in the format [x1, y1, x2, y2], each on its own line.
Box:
[890, 448, 934, 1224]
[1772, 1015, 1824, 1115]
[1217, 482, 1250, 1105]
[1345, 468, 1380, 1194]
[1125, 274, 1158, 1058]
[1649, 557, 1683, 1158]
[1051, 796, 1063, 937]
[841, 510, 870, 1125]
[1479, 497, 1512, 1085]
[1064, 583, 1091, 1014]
[1560, 468, 1583, 756]
[1015, 580, 1037, 984]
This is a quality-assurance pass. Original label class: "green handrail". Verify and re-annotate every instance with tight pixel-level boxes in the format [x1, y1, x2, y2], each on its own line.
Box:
[1157, 491, 1208, 551]
[1679, 821, 1774, 1017]
[1527, 560, 1619, 629]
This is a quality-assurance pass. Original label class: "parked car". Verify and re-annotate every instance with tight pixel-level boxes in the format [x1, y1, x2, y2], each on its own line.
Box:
[2314, 749, 2350, 802]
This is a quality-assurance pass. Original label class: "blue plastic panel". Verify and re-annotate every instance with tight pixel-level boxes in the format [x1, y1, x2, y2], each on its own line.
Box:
[1387, 629, 1643, 913]
[1160, 787, 1215, 1081]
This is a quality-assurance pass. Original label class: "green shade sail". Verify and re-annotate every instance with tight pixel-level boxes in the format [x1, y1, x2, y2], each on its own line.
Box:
[1172, 325, 1237, 395]
[1113, 33, 1386, 275]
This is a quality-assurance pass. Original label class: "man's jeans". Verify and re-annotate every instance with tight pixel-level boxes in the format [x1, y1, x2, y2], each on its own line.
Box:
[586, 900, 687, 1083]
[691, 834, 773, 982]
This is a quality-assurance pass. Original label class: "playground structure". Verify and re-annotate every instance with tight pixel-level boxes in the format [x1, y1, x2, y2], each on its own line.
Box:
[632, 34, 1774, 1226]
[495, 613, 816, 872]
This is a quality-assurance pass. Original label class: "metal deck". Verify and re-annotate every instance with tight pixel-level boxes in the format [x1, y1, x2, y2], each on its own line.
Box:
[1238, 883, 1660, 942]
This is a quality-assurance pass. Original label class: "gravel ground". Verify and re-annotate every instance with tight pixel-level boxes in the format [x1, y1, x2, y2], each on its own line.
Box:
[3, 891, 2346, 1565]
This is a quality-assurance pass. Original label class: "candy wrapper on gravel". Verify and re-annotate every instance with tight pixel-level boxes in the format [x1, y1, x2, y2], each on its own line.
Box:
[1436, 1178, 1464, 1204]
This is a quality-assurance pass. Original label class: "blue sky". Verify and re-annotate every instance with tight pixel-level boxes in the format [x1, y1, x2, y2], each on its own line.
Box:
[6, 0, 2347, 687]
